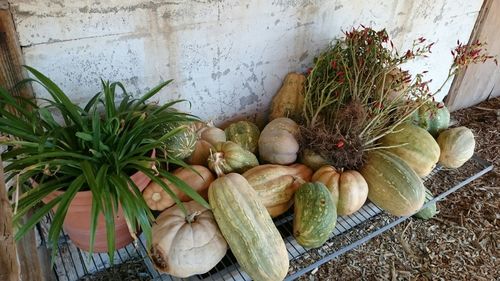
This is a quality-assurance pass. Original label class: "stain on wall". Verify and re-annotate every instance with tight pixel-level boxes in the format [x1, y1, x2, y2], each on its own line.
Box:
[11, 0, 482, 125]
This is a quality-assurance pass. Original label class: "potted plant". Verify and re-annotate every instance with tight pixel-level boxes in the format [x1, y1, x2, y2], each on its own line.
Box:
[0, 66, 209, 261]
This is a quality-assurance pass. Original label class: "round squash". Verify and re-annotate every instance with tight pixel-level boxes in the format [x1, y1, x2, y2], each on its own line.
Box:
[381, 123, 440, 177]
[150, 201, 227, 277]
[207, 141, 259, 176]
[161, 122, 197, 159]
[437, 126, 475, 168]
[269, 72, 306, 121]
[413, 188, 438, 220]
[259, 117, 300, 165]
[200, 122, 227, 146]
[312, 166, 368, 216]
[224, 120, 260, 154]
[410, 102, 450, 137]
[293, 182, 337, 248]
[299, 148, 329, 171]
[360, 150, 425, 216]
[208, 173, 289, 281]
[143, 165, 215, 211]
[187, 122, 226, 166]
[242, 163, 313, 217]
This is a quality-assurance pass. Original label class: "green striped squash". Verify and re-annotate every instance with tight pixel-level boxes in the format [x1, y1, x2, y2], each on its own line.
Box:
[413, 188, 438, 220]
[293, 182, 336, 248]
[208, 173, 289, 281]
[381, 123, 440, 177]
[225, 120, 260, 154]
[360, 150, 425, 216]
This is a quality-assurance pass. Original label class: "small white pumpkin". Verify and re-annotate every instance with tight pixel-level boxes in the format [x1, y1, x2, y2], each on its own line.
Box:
[150, 201, 227, 278]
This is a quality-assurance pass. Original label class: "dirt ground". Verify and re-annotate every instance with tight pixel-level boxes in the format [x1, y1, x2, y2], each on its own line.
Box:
[300, 97, 500, 281]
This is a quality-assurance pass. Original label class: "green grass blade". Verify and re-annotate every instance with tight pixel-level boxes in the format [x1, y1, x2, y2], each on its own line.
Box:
[134, 80, 173, 106]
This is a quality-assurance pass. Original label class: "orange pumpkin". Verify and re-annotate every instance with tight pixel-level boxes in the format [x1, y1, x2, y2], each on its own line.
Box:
[143, 165, 215, 211]
[312, 166, 368, 216]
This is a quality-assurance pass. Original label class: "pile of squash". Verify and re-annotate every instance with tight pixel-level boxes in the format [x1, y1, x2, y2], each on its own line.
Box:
[141, 72, 476, 280]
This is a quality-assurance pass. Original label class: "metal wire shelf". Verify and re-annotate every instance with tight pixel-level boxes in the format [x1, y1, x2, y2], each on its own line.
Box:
[38, 155, 493, 281]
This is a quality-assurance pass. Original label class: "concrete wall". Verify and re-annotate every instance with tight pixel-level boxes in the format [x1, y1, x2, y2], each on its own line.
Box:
[11, 0, 483, 125]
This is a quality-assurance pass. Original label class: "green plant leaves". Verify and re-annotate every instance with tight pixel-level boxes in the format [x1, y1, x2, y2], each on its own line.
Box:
[1, 66, 201, 264]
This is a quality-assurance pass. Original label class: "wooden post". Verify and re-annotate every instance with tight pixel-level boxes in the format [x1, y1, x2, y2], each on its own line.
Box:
[0, 157, 20, 281]
[0, 0, 30, 98]
[1, 1, 55, 280]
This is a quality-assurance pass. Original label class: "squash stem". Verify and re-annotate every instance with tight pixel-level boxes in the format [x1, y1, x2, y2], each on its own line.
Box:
[186, 211, 202, 223]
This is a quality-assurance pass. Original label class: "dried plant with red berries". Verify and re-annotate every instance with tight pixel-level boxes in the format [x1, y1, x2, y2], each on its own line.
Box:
[299, 26, 495, 170]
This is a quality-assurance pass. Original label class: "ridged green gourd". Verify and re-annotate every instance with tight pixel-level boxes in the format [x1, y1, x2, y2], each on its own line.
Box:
[207, 141, 259, 176]
[409, 102, 450, 137]
[293, 182, 337, 248]
[413, 188, 438, 220]
[225, 120, 261, 154]
[381, 123, 440, 177]
[437, 126, 475, 168]
[208, 173, 289, 281]
[160, 121, 197, 159]
[360, 150, 425, 216]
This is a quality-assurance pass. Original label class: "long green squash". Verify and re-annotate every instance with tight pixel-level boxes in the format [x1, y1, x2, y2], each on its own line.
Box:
[208, 173, 289, 281]
[360, 150, 425, 216]
[381, 123, 440, 177]
[293, 182, 336, 248]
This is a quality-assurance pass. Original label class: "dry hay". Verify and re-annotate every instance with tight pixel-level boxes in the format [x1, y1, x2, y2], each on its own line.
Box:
[300, 97, 499, 280]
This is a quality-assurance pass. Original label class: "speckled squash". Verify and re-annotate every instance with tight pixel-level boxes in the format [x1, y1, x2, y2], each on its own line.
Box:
[259, 117, 300, 165]
[381, 123, 440, 177]
[242, 163, 313, 217]
[269, 73, 306, 121]
[293, 182, 337, 248]
[150, 201, 227, 277]
[410, 102, 450, 137]
[143, 165, 215, 211]
[312, 166, 368, 216]
[413, 188, 438, 220]
[437, 126, 475, 168]
[224, 120, 260, 154]
[360, 150, 425, 216]
[207, 141, 259, 176]
[208, 173, 289, 281]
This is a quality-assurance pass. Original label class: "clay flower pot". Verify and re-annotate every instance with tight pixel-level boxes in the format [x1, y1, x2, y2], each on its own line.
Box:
[42, 170, 151, 252]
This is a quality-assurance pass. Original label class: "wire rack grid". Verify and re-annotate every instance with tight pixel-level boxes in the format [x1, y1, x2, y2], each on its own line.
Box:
[38, 155, 493, 281]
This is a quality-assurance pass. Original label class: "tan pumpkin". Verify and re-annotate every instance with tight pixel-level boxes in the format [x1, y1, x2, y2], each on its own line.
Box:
[312, 166, 368, 216]
[150, 200, 227, 278]
[143, 165, 215, 211]
[187, 122, 226, 166]
[269, 72, 306, 121]
[258, 117, 300, 165]
[242, 163, 313, 217]
[437, 126, 475, 168]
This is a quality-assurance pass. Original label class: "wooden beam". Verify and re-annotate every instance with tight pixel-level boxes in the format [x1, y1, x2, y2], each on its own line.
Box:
[445, 0, 500, 111]
[1, 3, 55, 281]
[0, 157, 20, 281]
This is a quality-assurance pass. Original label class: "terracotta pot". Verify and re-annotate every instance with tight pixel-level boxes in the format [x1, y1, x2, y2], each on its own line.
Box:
[41, 151, 156, 253]
[42, 170, 151, 252]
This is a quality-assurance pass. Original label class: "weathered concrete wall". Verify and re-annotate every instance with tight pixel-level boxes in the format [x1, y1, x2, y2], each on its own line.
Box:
[11, 0, 482, 124]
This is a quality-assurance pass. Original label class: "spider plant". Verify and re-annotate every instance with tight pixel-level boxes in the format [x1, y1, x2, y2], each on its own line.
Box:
[0, 66, 208, 262]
